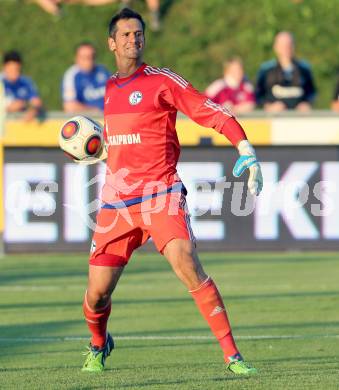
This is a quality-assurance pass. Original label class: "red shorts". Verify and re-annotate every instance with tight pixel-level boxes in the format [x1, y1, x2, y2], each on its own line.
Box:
[89, 192, 195, 267]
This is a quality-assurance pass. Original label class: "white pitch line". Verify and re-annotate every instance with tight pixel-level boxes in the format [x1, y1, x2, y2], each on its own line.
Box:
[0, 334, 338, 343]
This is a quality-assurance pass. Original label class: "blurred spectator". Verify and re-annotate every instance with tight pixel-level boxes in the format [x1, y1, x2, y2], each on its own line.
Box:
[31, 0, 161, 31]
[205, 57, 255, 114]
[31, 0, 119, 17]
[331, 79, 339, 112]
[0, 80, 5, 135]
[255, 31, 316, 112]
[121, 0, 160, 31]
[145, 0, 160, 31]
[31, 0, 160, 30]
[62, 42, 110, 112]
[31, 0, 61, 15]
[0, 51, 43, 121]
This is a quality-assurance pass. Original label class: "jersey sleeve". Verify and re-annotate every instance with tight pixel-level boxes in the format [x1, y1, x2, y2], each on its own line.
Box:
[157, 68, 246, 145]
[25, 77, 39, 100]
[62, 67, 78, 102]
[157, 69, 233, 128]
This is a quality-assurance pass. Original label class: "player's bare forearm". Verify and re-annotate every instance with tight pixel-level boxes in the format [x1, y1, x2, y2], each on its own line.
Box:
[6, 99, 27, 113]
[22, 107, 41, 122]
[296, 101, 312, 112]
[63, 101, 102, 113]
[21, 98, 44, 121]
[263, 101, 287, 112]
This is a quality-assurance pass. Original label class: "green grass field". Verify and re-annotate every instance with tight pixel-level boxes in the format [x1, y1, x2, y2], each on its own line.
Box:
[0, 252, 338, 389]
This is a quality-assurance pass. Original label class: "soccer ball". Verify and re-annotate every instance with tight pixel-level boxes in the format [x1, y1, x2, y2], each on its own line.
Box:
[59, 115, 105, 163]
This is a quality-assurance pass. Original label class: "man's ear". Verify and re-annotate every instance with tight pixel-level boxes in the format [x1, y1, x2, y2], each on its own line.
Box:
[108, 37, 116, 52]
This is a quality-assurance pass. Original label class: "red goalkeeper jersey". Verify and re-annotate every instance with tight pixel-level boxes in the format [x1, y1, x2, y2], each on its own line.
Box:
[102, 63, 244, 204]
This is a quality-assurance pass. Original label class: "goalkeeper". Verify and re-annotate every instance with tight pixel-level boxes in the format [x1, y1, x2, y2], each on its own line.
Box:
[82, 7, 263, 375]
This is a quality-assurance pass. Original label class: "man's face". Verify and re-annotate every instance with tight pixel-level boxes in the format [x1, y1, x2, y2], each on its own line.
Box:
[75, 45, 96, 72]
[3, 61, 21, 82]
[224, 60, 244, 84]
[108, 18, 145, 61]
[274, 33, 294, 60]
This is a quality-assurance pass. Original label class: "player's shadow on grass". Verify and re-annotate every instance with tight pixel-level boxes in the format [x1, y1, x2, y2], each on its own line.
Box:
[114, 326, 210, 337]
[115, 296, 192, 305]
[120, 289, 339, 304]
[0, 365, 80, 372]
[0, 264, 171, 284]
[101, 377, 240, 388]
[0, 290, 336, 310]
[119, 340, 212, 350]
[111, 361, 221, 370]
[0, 346, 82, 357]
[256, 355, 337, 364]
[0, 301, 81, 310]
[0, 297, 191, 310]
[0, 319, 84, 338]
[199, 254, 339, 266]
[0, 270, 87, 285]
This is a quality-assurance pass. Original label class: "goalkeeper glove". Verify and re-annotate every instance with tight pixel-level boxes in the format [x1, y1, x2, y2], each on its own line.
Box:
[233, 140, 263, 196]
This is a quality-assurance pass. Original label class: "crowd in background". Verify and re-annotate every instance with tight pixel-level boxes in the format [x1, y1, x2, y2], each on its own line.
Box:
[1, 30, 339, 122]
[206, 32, 317, 115]
[30, 0, 161, 30]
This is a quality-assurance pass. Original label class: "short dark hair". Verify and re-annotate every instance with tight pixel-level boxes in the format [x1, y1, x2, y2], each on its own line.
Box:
[108, 8, 145, 38]
[3, 50, 22, 64]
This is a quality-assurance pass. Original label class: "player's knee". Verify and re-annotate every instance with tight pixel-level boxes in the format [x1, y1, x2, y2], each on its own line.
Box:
[86, 290, 111, 311]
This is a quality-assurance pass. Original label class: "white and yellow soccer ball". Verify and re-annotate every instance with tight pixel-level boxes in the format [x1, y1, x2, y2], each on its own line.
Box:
[59, 115, 107, 164]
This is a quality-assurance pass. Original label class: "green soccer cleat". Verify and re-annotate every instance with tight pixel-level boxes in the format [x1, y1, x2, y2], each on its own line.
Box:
[82, 333, 114, 373]
[226, 354, 258, 375]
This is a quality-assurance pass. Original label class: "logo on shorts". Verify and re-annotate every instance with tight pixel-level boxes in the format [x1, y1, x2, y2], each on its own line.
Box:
[90, 240, 96, 253]
[129, 91, 143, 105]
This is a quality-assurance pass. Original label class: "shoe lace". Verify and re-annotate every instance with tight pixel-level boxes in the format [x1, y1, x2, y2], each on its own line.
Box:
[82, 346, 91, 356]
[82, 345, 101, 357]
[236, 360, 252, 368]
[227, 359, 251, 369]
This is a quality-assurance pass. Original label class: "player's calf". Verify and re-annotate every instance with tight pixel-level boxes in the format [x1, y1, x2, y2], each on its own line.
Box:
[83, 291, 111, 349]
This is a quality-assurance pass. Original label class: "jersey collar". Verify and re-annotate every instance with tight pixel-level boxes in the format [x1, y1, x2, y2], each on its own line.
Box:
[113, 63, 147, 88]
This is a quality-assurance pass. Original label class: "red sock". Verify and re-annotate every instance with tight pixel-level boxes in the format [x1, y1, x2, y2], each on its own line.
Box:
[190, 277, 239, 360]
[83, 292, 111, 348]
